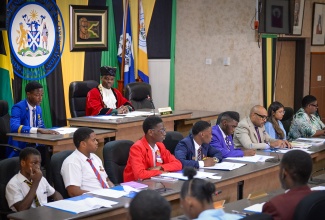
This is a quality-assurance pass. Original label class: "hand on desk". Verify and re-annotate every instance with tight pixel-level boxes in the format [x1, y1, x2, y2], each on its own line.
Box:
[270, 140, 292, 149]
[117, 106, 129, 114]
[148, 166, 163, 171]
[37, 128, 60, 135]
[243, 149, 256, 156]
[203, 157, 216, 167]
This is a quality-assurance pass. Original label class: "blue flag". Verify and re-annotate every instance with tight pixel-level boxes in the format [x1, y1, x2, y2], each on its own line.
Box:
[117, 5, 135, 86]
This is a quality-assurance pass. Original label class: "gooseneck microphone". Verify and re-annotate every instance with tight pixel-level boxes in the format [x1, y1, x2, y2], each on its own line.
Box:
[309, 168, 325, 184]
[147, 95, 155, 116]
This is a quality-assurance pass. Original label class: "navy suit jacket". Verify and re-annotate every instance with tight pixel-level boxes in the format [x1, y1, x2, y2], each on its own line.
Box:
[7, 99, 45, 157]
[210, 125, 244, 158]
[174, 135, 222, 169]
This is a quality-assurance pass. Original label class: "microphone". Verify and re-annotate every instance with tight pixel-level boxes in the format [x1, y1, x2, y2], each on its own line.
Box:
[309, 168, 325, 184]
[147, 95, 155, 115]
[155, 182, 167, 193]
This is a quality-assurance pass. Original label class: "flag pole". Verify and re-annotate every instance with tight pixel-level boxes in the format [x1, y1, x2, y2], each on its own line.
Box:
[118, 0, 129, 93]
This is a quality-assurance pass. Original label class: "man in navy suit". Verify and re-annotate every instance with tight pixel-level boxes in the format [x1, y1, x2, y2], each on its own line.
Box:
[262, 150, 312, 220]
[210, 111, 255, 158]
[175, 120, 222, 168]
[7, 81, 59, 158]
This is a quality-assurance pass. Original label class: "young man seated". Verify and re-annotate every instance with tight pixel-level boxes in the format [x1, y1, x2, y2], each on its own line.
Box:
[6, 147, 62, 211]
[123, 116, 182, 182]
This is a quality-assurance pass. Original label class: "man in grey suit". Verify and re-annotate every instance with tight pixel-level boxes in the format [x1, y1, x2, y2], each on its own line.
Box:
[233, 105, 291, 150]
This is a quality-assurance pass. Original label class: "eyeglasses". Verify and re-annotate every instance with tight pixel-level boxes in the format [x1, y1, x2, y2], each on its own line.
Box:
[255, 113, 268, 120]
[151, 127, 166, 134]
[310, 104, 318, 107]
[277, 110, 286, 115]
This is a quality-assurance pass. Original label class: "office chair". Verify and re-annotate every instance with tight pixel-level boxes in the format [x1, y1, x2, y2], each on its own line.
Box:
[241, 213, 273, 220]
[163, 131, 184, 155]
[281, 107, 294, 135]
[293, 191, 325, 220]
[103, 140, 133, 184]
[50, 150, 73, 199]
[0, 157, 20, 220]
[124, 82, 152, 110]
[69, 80, 99, 117]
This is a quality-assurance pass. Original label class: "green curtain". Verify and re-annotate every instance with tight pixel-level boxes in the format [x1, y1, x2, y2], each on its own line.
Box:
[168, 0, 176, 110]
[101, 0, 120, 88]
[0, 68, 14, 113]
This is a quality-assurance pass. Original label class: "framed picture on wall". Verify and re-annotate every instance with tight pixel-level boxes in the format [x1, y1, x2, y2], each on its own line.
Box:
[312, 3, 325, 46]
[69, 5, 108, 51]
[292, 0, 305, 35]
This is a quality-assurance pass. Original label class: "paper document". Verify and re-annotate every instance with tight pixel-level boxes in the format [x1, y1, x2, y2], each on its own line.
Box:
[291, 141, 312, 149]
[311, 186, 325, 191]
[277, 148, 313, 154]
[203, 161, 246, 170]
[243, 202, 265, 213]
[160, 171, 221, 180]
[95, 115, 124, 120]
[44, 197, 117, 214]
[52, 127, 78, 134]
[226, 155, 274, 163]
[87, 188, 128, 198]
[120, 111, 154, 117]
[295, 138, 325, 146]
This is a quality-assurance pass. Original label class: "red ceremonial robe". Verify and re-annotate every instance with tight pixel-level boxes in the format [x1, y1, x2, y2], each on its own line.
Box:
[86, 85, 133, 116]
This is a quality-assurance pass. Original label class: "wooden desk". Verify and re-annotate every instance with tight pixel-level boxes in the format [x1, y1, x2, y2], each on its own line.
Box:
[67, 111, 192, 142]
[175, 110, 220, 136]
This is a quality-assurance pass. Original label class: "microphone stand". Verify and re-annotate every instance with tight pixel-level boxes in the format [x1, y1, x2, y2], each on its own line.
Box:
[309, 168, 325, 184]
[147, 95, 155, 116]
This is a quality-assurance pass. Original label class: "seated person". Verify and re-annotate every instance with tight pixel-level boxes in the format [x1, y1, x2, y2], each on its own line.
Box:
[86, 66, 134, 116]
[7, 81, 59, 158]
[6, 147, 62, 211]
[128, 190, 171, 220]
[175, 120, 222, 168]
[265, 101, 287, 140]
[233, 105, 291, 150]
[262, 150, 313, 220]
[61, 127, 114, 197]
[123, 116, 182, 182]
[180, 167, 242, 220]
[211, 111, 255, 158]
[288, 95, 325, 140]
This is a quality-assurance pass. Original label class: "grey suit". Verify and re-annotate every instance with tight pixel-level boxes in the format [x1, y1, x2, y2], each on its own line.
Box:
[233, 117, 276, 149]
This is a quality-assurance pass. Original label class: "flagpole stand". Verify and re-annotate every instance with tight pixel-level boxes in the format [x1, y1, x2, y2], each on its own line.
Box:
[118, 80, 124, 94]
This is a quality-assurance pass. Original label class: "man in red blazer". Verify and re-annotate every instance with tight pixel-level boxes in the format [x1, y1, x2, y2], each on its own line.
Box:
[124, 116, 182, 182]
[262, 150, 313, 220]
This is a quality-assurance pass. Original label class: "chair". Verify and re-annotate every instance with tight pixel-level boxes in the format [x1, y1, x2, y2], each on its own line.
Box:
[0, 157, 20, 220]
[50, 150, 73, 199]
[163, 131, 183, 155]
[241, 213, 273, 220]
[281, 107, 294, 135]
[69, 80, 99, 118]
[293, 191, 325, 220]
[103, 140, 133, 184]
[124, 82, 152, 110]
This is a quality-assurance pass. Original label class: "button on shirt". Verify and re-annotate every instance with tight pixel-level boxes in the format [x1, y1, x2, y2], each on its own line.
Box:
[193, 139, 205, 168]
[61, 149, 109, 192]
[27, 102, 38, 134]
[5, 172, 55, 211]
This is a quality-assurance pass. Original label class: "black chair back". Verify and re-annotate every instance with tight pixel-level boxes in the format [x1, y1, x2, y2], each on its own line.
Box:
[103, 140, 133, 184]
[125, 82, 152, 110]
[293, 191, 325, 220]
[50, 150, 73, 199]
[0, 157, 19, 219]
[0, 100, 10, 160]
[241, 213, 273, 220]
[69, 80, 99, 117]
[281, 107, 294, 135]
[163, 131, 183, 155]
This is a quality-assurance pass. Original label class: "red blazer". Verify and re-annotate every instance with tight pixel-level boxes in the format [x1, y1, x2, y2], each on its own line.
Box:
[86, 86, 133, 116]
[262, 185, 311, 220]
[123, 136, 182, 182]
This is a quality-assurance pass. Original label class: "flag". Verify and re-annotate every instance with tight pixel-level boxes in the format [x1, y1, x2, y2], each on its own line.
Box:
[138, 0, 149, 83]
[117, 5, 135, 86]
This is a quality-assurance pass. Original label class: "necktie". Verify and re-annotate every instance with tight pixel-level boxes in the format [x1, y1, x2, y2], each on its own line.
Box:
[225, 136, 231, 150]
[197, 146, 202, 161]
[255, 127, 262, 143]
[24, 180, 41, 207]
[86, 159, 108, 188]
[32, 109, 36, 127]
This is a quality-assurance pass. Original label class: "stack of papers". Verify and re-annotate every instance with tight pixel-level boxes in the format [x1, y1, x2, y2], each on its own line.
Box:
[159, 171, 221, 180]
[295, 138, 325, 146]
[226, 155, 274, 163]
[87, 188, 128, 198]
[203, 161, 246, 170]
[95, 115, 124, 120]
[121, 111, 154, 117]
[52, 127, 78, 134]
[277, 148, 313, 154]
[121, 181, 148, 190]
[243, 202, 265, 213]
[291, 141, 312, 149]
[44, 197, 117, 214]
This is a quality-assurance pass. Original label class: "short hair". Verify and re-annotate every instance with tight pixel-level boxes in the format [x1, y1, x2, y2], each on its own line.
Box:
[73, 127, 94, 148]
[19, 147, 41, 162]
[192, 120, 211, 135]
[100, 66, 116, 77]
[143, 116, 163, 134]
[302, 95, 317, 108]
[281, 150, 312, 185]
[218, 111, 240, 124]
[129, 190, 171, 220]
[180, 167, 215, 204]
[25, 81, 43, 93]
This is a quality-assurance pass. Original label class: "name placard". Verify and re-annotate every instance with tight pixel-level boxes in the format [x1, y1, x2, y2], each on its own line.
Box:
[158, 107, 173, 115]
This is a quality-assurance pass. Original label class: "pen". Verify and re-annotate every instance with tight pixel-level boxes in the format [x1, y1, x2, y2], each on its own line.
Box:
[231, 210, 249, 216]
[215, 190, 222, 195]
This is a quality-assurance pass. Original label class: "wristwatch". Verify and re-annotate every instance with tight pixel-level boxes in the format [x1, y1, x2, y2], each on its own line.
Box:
[213, 157, 219, 163]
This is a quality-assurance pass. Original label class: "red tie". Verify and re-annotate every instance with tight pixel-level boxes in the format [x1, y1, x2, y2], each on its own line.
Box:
[86, 159, 108, 188]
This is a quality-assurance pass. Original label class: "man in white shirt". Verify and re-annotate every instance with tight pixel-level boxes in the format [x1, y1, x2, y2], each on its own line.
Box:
[85, 66, 134, 116]
[61, 127, 114, 197]
[6, 147, 62, 211]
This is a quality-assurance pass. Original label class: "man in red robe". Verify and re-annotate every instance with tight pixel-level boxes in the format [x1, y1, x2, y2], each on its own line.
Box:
[86, 66, 134, 116]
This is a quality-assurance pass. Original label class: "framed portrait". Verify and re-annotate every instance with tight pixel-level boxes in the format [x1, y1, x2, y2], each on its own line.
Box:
[69, 5, 108, 51]
[291, 0, 305, 35]
[312, 3, 325, 46]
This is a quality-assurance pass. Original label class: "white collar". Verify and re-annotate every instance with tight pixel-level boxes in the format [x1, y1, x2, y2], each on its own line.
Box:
[74, 149, 94, 162]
